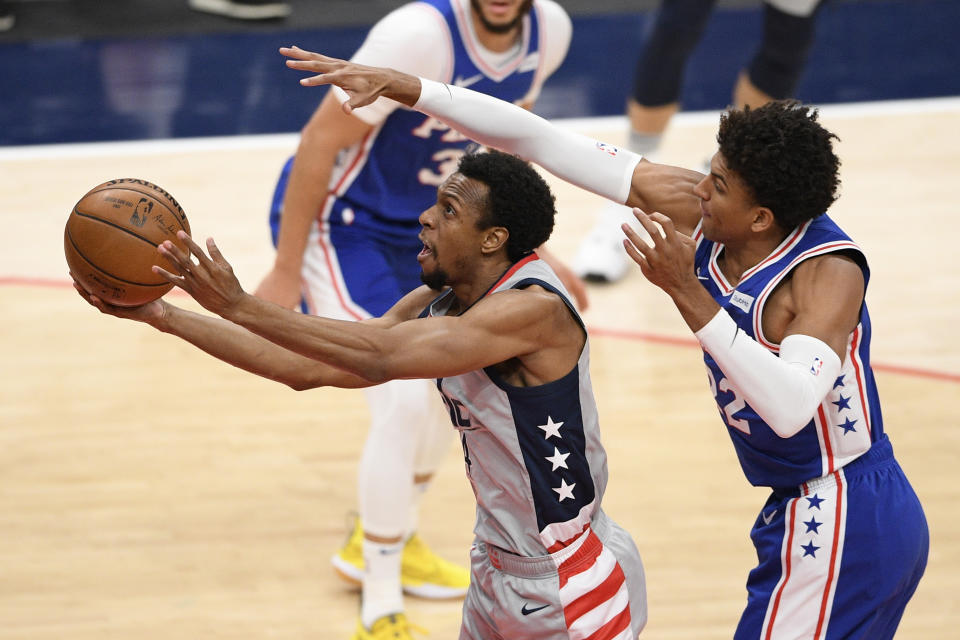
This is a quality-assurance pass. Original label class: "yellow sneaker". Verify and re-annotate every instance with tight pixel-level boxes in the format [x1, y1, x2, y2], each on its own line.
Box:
[332, 516, 470, 599]
[351, 613, 419, 640]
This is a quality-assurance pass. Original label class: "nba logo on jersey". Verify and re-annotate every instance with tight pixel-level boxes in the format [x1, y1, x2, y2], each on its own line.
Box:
[595, 141, 619, 157]
[810, 357, 823, 376]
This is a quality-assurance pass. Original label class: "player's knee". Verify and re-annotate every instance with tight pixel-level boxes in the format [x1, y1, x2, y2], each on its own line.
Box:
[633, 0, 716, 106]
[748, 3, 819, 98]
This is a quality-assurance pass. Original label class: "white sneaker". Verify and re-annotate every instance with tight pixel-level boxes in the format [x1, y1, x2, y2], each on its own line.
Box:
[573, 202, 639, 283]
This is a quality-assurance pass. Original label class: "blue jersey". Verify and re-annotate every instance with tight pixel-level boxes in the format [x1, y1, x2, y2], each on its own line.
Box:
[693, 215, 884, 488]
[322, 0, 542, 235]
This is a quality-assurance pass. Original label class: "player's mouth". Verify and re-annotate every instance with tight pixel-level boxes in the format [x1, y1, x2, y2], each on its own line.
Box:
[485, 1, 514, 18]
[418, 240, 434, 263]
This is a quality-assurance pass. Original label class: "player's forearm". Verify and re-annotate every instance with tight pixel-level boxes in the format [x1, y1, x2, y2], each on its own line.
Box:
[223, 293, 393, 384]
[628, 162, 704, 234]
[695, 310, 841, 437]
[414, 79, 641, 204]
[272, 138, 337, 274]
[156, 303, 369, 390]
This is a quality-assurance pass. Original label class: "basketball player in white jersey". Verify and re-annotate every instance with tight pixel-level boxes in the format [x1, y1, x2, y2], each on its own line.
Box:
[253, 1, 574, 636]
[73, 150, 682, 639]
[283, 51, 928, 638]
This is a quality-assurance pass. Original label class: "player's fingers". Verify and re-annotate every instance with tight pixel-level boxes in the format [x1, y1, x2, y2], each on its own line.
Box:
[152, 265, 186, 288]
[621, 223, 651, 257]
[279, 46, 331, 62]
[631, 209, 665, 246]
[622, 238, 648, 269]
[175, 231, 212, 268]
[648, 212, 676, 238]
[205, 237, 230, 268]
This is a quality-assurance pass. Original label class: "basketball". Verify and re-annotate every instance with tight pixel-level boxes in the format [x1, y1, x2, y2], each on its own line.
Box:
[65, 178, 192, 307]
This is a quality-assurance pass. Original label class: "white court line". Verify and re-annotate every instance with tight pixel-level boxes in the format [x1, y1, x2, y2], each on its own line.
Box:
[1, 95, 958, 161]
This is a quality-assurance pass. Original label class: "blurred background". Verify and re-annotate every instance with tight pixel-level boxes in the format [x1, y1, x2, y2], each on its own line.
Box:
[1, 0, 958, 146]
[1, 2, 958, 639]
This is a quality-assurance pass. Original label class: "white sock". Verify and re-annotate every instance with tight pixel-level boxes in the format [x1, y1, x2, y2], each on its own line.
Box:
[627, 129, 663, 158]
[361, 538, 404, 629]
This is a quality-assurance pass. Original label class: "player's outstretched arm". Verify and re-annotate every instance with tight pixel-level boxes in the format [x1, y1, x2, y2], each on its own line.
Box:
[154, 231, 577, 384]
[282, 46, 702, 229]
[281, 46, 422, 113]
[71, 278, 375, 390]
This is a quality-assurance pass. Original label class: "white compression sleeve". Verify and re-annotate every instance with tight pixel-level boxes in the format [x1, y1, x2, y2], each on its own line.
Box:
[415, 78, 641, 204]
[695, 310, 842, 438]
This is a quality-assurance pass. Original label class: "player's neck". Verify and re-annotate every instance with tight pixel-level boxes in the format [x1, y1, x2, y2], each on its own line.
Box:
[719, 231, 791, 284]
[449, 257, 514, 314]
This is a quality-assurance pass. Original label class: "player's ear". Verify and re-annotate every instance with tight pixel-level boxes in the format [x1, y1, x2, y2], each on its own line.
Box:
[751, 206, 776, 234]
[481, 226, 509, 255]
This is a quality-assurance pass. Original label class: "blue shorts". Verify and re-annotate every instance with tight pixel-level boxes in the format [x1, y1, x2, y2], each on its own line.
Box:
[269, 156, 424, 318]
[736, 435, 928, 639]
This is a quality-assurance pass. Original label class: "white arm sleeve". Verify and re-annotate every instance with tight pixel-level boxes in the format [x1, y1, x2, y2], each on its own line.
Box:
[415, 78, 642, 204]
[695, 310, 842, 438]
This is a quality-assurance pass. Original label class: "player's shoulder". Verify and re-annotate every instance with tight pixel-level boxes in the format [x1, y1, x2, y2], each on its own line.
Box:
[534, 0, 571, 23]
[533, 0, 572, 36]
[367, 2, 451, 50]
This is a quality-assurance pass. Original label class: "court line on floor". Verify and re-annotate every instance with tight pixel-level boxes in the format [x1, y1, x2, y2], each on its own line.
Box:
[2, 96, 957, 161]
[6, 276, 959, 384]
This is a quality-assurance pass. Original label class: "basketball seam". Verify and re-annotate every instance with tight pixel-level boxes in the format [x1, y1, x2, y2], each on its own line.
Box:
[65, 226, 171, 287]
[72, 209, 166, 248]
[83, 185, 190, 234]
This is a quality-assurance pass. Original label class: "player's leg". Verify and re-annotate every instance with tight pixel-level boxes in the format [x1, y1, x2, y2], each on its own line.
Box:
[736, 0, 823, 109]
[468, 515, 645, 639]
[300, 219, 467, 633]
[575, 0, 716, 283]
[735, 439, 929, 639]
[399, 393, 468, 598]
[822, 448, 928, 639]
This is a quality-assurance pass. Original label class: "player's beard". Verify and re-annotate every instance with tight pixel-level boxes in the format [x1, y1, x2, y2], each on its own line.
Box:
[421, 266, 451, 291]
[470, 0, 533, 34]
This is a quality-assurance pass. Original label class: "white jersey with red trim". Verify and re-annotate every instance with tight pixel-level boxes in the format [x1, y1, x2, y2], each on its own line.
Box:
[425, 254, 609, 556]
[692, 214, 884, 488]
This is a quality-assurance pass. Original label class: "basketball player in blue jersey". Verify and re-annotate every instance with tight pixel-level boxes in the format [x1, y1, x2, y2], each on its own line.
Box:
[277, 52, 929, 638]
[74, 150, 660, 640]
[253, 1, 574, 636]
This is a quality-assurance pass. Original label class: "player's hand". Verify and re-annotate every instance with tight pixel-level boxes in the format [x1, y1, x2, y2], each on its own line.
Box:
[280, 46, 422, 112]
[155, 232, 246, 318]
[622, 209, 698, 296]
[254, 266, 303, 310]
[535, 245, 589, 311]
[71, 276, 167, 326]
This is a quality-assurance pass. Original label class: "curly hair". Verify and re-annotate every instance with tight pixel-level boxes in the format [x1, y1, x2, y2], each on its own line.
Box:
[457, 150, 556, 262]
[717, 100, 841, 230]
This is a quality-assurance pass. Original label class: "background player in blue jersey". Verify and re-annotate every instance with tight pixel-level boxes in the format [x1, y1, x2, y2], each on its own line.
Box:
[73, 150, 659, 640]
[252, 1, 575, 636]
[279, 52, 929, 639]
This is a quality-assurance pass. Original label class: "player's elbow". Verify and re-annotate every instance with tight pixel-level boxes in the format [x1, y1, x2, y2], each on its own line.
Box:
[762, 396, 822, 438]
[285, 377, 322, 392]
[767, 414, 814, 439]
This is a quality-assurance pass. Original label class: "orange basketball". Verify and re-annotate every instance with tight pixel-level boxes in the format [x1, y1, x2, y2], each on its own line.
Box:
[65, 178, 192, 307]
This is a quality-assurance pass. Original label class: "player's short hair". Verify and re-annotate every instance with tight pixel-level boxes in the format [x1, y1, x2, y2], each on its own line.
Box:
[717, 100, 840, 230]
[457, 150, 556, 262]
